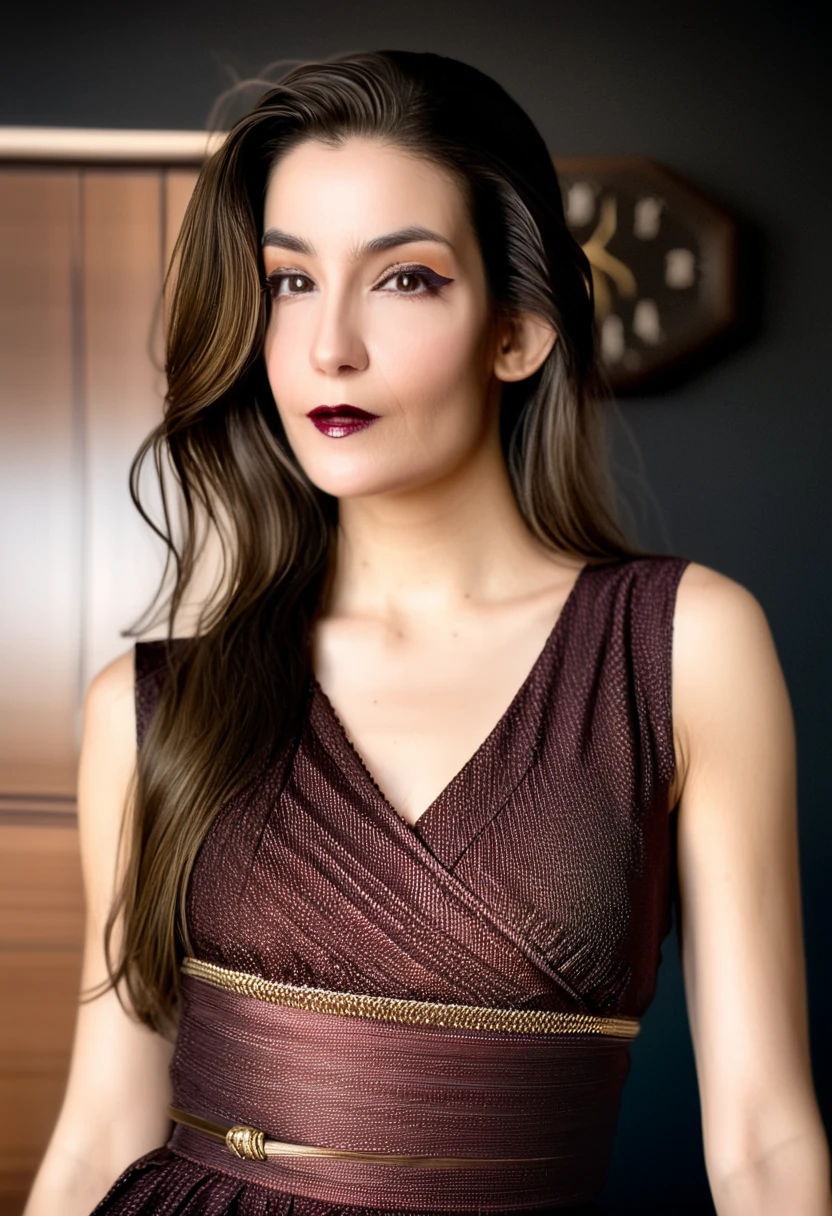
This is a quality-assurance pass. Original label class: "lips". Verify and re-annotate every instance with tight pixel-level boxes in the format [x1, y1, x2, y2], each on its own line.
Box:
[306, 404, 379, 438]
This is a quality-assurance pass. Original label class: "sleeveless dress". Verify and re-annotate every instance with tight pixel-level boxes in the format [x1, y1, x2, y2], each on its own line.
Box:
[91, 553, 690, 1216]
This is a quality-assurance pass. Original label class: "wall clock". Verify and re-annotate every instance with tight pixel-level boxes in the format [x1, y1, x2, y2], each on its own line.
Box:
[553, 156, 738, 394]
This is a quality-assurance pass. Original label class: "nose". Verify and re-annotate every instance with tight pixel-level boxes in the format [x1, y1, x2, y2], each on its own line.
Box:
[309, 287, 369, 377]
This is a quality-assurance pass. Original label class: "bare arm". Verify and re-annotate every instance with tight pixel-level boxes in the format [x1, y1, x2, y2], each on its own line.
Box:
[23, 649, 175, 1215]
[671, 562, 831, 1215]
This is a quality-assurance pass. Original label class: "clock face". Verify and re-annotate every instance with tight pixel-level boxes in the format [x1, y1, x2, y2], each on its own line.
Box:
[552, 157, 737, 393]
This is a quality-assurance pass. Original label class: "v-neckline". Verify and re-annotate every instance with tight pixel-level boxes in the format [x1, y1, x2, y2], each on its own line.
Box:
[310, 561, 590, 843]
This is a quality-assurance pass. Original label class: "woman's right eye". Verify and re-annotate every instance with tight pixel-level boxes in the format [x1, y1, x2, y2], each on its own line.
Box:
[265, 272, 312, 298]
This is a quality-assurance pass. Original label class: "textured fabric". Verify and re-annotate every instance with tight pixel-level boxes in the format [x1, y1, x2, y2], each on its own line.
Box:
[92, 553, 690, 1215]
[164, 972, 630, 1209]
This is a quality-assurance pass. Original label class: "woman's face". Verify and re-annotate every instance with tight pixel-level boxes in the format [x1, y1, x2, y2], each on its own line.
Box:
[261, 136, 502, 500]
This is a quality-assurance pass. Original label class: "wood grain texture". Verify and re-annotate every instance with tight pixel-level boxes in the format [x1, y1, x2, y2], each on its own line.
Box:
[81, 169, 169, 686]
[0, 824, 84, 1210]
[0, 163, 190, 1209]
[0, 171, 82, 798]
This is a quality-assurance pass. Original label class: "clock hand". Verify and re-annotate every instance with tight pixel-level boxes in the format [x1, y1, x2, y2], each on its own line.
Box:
[582, 196, 638, 317]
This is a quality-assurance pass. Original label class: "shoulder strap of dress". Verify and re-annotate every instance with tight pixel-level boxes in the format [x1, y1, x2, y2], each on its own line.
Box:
[134, 639, 181, 751]
[622, 553, 691, 793]
[580, 553, 691, 793]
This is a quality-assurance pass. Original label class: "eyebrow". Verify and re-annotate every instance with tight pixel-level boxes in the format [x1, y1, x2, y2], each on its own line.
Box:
[261, 224, 454, 260]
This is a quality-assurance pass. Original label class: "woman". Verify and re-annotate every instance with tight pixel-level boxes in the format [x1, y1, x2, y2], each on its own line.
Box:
[23, 49, 830, 1216]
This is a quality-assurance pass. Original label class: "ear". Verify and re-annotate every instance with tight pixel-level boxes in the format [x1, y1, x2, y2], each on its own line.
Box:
[492, 311, 558, 382]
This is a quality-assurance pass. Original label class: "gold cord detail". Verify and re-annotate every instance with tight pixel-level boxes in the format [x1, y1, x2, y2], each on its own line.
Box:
[168, 1104, 563, 1166]
[226, 1123, 268, 1161]
[181, 956, 640, 1039]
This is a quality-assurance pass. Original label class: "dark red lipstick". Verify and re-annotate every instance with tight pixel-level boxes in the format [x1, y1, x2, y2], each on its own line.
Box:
[307, 404, 379, 438]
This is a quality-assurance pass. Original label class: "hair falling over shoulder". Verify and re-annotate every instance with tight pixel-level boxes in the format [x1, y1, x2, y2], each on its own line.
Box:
[87, 49, 636, 1036]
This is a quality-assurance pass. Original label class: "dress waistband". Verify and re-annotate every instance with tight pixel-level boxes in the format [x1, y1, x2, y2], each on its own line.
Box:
[167, 958, 634, 1210]
[181, 956, 641, 1039]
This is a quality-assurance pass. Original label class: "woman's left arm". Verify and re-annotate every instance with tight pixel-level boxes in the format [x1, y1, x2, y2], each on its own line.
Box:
[671, 562, 831, 1215]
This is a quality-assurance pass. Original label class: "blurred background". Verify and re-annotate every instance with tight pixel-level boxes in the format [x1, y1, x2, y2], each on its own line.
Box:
[0, 1, 828, 1212]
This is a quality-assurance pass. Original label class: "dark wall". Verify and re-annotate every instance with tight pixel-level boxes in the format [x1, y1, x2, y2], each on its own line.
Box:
[4, 2, 829, 1211]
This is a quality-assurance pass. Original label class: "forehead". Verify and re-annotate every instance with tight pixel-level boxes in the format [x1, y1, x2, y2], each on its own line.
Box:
[262, 137, 469, 238]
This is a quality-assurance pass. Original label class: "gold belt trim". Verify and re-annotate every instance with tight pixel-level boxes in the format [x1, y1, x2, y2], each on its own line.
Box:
[182, 955, 640, 1039]
[167, 1104, 558, 1167]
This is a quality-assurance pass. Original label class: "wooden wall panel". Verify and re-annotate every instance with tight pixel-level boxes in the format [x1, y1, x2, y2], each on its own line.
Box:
[81, 170, 169, 688]
[0, 823, 84, 1213]
[0, 171, 82, 798]
[0, 163, 193, 1211]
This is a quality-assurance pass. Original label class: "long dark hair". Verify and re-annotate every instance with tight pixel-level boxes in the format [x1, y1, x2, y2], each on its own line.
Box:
[93, 49, 634, 1036]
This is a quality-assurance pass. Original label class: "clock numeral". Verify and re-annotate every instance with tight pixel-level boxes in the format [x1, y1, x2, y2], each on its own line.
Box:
[565, 180, 597, 227]
[634, 196, 665, 240]
[601, 314, 626, 363]
[665, 248, 697, 290]
[632, 299, 663, 346]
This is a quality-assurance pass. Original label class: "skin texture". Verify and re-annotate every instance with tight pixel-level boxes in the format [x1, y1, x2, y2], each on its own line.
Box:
[24, 136, 831, 1214]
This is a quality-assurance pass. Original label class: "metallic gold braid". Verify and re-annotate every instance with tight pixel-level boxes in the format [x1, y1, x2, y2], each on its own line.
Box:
[181, 956, 640, 1040]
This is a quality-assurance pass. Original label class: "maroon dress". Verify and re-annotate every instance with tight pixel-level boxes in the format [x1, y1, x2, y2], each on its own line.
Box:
[91, 554, 690, 1215]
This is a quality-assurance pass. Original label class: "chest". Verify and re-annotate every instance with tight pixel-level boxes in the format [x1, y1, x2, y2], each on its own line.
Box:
[309, 602, 570, 826]
[186, 558, 681, 1015]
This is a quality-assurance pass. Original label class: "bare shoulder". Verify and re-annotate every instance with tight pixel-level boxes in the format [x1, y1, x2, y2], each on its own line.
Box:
[670, 561, 792, 800]
[673, 560, 782, 690]
[674, 559, 772, 650]
[80, 644, 138, 799]
[81, 648, 138, 783]
[85, 646, 136, 722]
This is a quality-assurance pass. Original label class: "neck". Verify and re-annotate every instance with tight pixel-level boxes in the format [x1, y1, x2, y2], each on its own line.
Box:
[324, 429, 565, 624]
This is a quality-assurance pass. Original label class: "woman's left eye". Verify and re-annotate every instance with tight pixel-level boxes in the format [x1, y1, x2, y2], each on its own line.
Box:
[375, 265, 452, 296]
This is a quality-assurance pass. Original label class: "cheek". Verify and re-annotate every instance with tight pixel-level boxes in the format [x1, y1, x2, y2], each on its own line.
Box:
[381, 303, 478, 364]
[369, 299, 492, 433]
[263, 317, 304, 405]
[376, 305, 490, 435]
[387, 359, 481, 447]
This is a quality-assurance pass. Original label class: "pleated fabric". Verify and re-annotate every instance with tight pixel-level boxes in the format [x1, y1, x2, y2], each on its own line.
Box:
[92, 553, 690, 1215]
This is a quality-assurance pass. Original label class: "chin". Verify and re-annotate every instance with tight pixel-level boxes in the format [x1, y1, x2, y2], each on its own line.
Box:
[283, 422, 478, 501]
[303, 467, 414, 500]
[293, 450, 435, 501]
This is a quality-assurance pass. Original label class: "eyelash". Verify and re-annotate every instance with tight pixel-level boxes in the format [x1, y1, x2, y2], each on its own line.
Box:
[263, 262, 452, 301]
